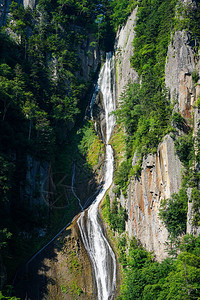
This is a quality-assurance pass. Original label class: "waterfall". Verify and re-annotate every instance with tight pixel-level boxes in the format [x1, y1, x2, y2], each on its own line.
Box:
[77, 52, 116, 300]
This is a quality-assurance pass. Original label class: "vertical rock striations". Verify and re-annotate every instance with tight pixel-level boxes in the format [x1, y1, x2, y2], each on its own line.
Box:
[124, 136, 182, 260]
[113, 5, 200, 261]
[115, 8, 139, 102]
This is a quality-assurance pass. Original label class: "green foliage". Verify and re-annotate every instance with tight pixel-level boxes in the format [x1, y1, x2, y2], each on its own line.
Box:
[195, 129, 200, 165]
[174, 134, 194, 167]
[175, 1, 200, 50]
[114, 82, 141, 138]
[110, 0, 136, 30]
[0, 285, 19, 299]
[102, 194, 111, 223]
[0, 291, 19, 299]
[110, 125, 126, 168]
[159, 188, 188, 238]
[70, 282, 83, 297]
[61, 281, 83, 297]
[132, 0, 177, 78]
[114, 80, 171, 193]
[0, 228, 12, 250]
[102, 195, 126, 234]
[114, 159, 132, 193]
[0, 156, 14, 203]
[78, 121, 104, 168]
[78, 121, 97, 156]
[118, 235, 200, 300]
[197, 97, 200, 108]
[190, 187, 200, 226]
[192, 70, 199, 83]
[171, 112, 186, 131]
[68, 249, 81, 274]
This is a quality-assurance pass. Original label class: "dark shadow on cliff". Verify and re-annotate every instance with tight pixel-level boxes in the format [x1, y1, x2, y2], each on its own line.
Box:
[12, 136, 104, 299]
[13, 229, 70, 300]
[12, 76, 106, 299]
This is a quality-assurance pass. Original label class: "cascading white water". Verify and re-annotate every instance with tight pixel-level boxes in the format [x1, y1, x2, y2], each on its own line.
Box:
[77, 52, 116, 300]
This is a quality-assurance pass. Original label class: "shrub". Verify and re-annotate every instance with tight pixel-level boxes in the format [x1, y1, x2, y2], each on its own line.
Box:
[191, 187, 200, 226]
[192, 70, 199, 83]
[114, 159, 131, 191]
[171, 112, 185, 131]
[159, 188, 188, 238]
[196, 97, 200, 108]
[174, 134, 194, 166]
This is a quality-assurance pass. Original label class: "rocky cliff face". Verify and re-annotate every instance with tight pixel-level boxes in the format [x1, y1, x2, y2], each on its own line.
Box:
[115, 8, 139, 102]
[14, 218, 95, 299]
[165, 28, 200, 236]
[77, 36, 101, 83]
[120, 136, 182, 260]
[165, 30, 198, 118]
[113, 6, 200, 260]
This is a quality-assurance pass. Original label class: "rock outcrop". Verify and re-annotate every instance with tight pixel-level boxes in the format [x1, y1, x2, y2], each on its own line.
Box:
[165, 30, 197, 118]
[23, 155, 49, 208]
[166, 28, 200, 236]
[122, 135, 182, 260]
[115, 8, 139, 103]
[113, 6, 200, 261]
[77, 35, 101, 83]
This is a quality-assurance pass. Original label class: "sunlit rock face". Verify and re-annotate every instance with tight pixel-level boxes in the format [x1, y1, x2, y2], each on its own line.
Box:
[112, 3, 200, 261]
[165, 30, 196, 118]
[165, 25, 200, 236]
[109, 134, 182, 261]
[23, 0, 36, 9]
[115, 8, 139, 103]
[124, 135, 182, 261]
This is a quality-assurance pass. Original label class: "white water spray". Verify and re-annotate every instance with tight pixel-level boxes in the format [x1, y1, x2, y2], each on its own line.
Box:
[77, 52, 116, 300]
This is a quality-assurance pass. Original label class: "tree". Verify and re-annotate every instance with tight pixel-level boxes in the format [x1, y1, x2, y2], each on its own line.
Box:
[159, 189, 188, 238]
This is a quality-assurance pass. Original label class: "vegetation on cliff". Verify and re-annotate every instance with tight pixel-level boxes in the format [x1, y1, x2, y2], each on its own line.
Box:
[108, 0, 200, 298]
[113, 0, 177, 194]
[117, 234, 200, 299]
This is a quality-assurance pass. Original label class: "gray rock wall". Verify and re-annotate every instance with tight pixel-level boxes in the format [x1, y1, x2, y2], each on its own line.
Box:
[113, 6, 200, 260]
[77, 35, 101, 82]
[114, 8, 139, 102]
[23, 155, 49, 208]
[166, 28, 200, 236]
[165, 30, 197, 117]
[23, 0, 36, 9]
[110, 135, 182, 261]
[125, 136, 182, 260]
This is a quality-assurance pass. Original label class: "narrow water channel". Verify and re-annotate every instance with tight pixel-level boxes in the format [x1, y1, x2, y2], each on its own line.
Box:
[77, 52, 117, 300]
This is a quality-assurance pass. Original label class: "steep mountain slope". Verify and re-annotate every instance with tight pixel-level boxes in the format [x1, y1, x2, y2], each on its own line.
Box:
[102, 0, 200, 298]
[1, 0, 200, 299]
